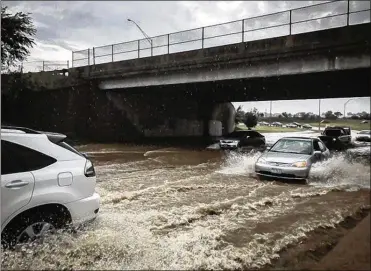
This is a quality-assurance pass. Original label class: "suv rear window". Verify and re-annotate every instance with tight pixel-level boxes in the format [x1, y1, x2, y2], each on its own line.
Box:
[1, 140, 57, 175]
[324, 129, 343, 137]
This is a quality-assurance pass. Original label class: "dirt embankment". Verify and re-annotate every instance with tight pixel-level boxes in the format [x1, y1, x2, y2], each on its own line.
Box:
[261, 206, 370, 270]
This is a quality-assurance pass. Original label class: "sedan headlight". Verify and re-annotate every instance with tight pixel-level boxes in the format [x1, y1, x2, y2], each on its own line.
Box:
[291, 161, 307, 168]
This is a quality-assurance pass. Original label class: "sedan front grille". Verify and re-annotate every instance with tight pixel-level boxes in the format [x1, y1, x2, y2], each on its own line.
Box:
[266, 161, 291, 167]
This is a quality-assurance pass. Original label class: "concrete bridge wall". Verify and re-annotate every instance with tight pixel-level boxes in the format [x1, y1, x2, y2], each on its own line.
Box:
[2, 78, 235, 142]
[65, 24, 371, 91]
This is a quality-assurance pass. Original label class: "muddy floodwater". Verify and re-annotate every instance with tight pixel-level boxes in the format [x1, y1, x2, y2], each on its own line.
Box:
[2, 132, 370, 270]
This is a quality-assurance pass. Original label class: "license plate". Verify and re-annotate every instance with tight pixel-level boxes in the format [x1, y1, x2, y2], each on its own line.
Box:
[271, 168, 282, 174]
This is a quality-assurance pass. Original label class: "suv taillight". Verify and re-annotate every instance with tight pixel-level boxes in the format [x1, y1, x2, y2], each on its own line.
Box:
[84, 159, 96, 177]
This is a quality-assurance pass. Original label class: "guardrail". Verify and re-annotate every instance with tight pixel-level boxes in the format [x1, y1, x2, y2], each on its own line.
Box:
[22, 61, 70, 73]
[72, 0, 370, 68]
[2, 61, 70, 74]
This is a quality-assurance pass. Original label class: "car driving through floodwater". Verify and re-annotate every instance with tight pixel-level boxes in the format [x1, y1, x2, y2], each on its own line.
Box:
[255, 137, 330, 181]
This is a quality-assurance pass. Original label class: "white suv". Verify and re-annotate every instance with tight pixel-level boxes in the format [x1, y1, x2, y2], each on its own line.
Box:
[1, 126, 100, 248]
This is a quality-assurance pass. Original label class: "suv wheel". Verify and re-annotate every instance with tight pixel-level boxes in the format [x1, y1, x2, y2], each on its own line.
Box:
[2, 210, 67, 249]
[17, 221, 56, 244]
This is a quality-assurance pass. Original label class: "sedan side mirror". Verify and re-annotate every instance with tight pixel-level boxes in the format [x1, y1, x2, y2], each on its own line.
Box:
[313, 151, 322, 158]
[82, 152, 89, 159]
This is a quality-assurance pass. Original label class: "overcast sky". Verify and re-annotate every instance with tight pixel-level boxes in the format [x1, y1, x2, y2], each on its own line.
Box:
[4, 1, 370, 113]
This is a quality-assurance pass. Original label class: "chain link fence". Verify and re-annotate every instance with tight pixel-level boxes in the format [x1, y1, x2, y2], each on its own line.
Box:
[70, 0, 370, 68]
[2, 61, 70, 74]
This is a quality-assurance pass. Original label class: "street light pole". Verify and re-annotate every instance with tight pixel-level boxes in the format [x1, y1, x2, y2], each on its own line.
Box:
[128, 18, 153, 56]
[269, 101, 272, 124]
[318, 99, 321, 131]
[344, 98, 354, 119]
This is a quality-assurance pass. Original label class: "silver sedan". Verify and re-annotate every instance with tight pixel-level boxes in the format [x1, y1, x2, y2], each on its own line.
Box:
[255, 137, 330, 180]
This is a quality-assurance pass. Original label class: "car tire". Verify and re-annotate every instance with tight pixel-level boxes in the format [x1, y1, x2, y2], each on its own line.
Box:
[1, 210, 67, 249]
[256, 174, 266, 181]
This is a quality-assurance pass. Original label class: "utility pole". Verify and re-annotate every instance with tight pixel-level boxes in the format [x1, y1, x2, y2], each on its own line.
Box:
[318, 99, 321, 132]
[128, 19, 153, 56]
[269, 101, 272, 124]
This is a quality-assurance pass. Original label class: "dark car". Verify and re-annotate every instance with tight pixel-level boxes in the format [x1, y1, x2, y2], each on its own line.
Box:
[318, 126, 352, 150]
[219, 130, 265, 150]
[302, 124, 313, 129]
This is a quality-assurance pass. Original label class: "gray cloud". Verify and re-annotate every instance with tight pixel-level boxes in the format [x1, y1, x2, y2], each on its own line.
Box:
[3, 1, 336, 57]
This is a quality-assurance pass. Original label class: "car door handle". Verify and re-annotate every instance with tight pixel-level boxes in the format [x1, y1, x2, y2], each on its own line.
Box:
[5, 180, 29, 188]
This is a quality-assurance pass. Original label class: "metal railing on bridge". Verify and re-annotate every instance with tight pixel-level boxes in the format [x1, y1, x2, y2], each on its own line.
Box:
[2, 61, 70, 74]
[72, 0, 370, 68]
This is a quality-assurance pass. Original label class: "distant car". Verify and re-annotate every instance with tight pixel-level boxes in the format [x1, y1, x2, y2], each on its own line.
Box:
[302, 124, 313, 129]
[355, 130, 371, 142]
[293, 122, 302, 128]
[255, 137, 330, 181]
[219, 130, 265, 150]
[271, 122, 283, 127]
[361, 120, 369, 124]
[286, 123, 297, 128]
[258, 121, 270, 126]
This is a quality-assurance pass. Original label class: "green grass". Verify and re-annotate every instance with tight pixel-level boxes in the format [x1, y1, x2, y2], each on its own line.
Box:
[235, 123, 302, 133]
[302, 120, 370, 131]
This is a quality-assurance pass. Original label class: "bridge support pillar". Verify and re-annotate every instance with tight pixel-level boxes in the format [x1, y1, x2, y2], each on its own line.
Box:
[106, 91, 236, 140]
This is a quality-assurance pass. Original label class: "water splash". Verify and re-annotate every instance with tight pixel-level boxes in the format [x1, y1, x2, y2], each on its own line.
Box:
[308, 153, 370, 190]
[216, 151, 262, 176]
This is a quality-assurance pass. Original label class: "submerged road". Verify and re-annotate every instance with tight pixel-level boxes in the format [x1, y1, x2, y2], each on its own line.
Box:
[2, 131, 370, 270]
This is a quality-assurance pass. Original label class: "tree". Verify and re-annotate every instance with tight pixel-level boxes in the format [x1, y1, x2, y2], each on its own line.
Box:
[324, 110, 337, 120]
[1, 6, 36, 68]
[243, 111, 258, 128]
[235, 106, 245, 124]
[334, 111, 343, 118]
[359, 111, 370, 120]
[282, 112, 289, 118]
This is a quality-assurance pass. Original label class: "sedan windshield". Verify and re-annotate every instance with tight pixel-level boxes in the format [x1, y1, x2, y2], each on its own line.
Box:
[270, 139, 313, 155]
[359, 130, 371, 135]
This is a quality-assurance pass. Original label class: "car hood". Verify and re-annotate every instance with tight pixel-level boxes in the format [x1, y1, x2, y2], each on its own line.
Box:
[260, 151, 311, 164]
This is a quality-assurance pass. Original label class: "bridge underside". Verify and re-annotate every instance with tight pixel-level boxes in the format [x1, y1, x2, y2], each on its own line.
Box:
[107, 68, 370, 102]
[97, 67, 369, 140]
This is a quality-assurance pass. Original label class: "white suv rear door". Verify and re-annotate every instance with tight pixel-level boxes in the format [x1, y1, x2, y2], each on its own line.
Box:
[1, 139, 56, 228]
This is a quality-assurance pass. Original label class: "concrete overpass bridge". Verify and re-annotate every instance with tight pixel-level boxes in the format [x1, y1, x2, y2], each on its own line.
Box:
[68, 23, 371, 139]
[3, 1, 371, 142]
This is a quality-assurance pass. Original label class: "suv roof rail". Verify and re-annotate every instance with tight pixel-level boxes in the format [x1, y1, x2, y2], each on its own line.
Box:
[1, 125, 41, 134]
[1, 125, 67, 143]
